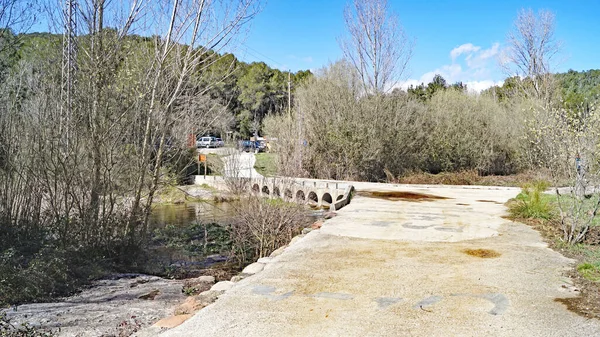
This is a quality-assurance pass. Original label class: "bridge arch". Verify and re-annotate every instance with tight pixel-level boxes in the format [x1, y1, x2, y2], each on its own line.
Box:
[322, 193, 333, 205]
[261, 186, 270, 196]
[252, 184, 260, 193]
[273, 187, 281, 197]
[284, 189, 293, 200]
[296, 190, 305, 201]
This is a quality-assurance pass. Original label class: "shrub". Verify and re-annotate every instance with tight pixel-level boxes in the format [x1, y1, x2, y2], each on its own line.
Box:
[229, 197, 309, 265]
[509, 180, 554, 219]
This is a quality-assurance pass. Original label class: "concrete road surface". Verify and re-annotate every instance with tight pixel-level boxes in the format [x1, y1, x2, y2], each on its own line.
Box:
[158, 185, 600, 337]
[221, 151, 263, 179]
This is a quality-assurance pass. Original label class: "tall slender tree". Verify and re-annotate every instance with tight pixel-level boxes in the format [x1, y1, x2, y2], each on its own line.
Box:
[339, 0, 413, 95]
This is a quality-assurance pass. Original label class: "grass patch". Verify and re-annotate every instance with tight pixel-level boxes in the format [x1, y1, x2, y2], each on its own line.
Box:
[204, 153, 224, 176]
[507, 180, 554, 220]
[506, 181, 600, 319]
[577, 262, 600, 282]
[254, 153, 278, 177]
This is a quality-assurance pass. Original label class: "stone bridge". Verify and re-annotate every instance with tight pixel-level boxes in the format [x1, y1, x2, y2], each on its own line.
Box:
[194, 176, 354, 211]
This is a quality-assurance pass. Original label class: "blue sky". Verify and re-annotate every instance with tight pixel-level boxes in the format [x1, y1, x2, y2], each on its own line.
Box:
[233, 0, 600, 91]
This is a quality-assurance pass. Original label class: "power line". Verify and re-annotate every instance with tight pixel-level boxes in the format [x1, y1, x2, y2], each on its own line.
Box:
[238, 42, 288, 70]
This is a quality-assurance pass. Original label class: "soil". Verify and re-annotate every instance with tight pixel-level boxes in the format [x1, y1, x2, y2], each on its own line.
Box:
[509, 215, 600, 320]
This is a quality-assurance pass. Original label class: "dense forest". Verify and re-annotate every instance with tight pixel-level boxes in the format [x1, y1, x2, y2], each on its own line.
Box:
[7, 31, 312, 139]
[9, 32, 600, 143]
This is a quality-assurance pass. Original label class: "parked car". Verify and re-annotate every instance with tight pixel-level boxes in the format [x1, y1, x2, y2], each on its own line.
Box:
[256, 140, 267, 152]
[197, 136, 217, 148]
[215, 138, 225, 147]
[239, 140, 259, 152]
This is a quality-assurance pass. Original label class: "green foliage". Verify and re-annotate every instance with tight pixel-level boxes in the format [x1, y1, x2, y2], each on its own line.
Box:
[253, 153, 278, 177]
[556, 69, 600, 110]
[509, 181, 554, 220]
[292, 62, 526, 181]
[577, 262, 600, 282]
[152, 223, 231, 257]
[406, 74, 465, 101]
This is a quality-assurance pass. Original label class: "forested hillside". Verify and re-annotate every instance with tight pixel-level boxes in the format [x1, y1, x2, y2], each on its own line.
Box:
[9, 32, 312, 139]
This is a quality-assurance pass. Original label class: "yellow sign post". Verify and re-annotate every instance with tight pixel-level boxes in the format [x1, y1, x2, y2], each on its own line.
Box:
[199, 154, 207, 178]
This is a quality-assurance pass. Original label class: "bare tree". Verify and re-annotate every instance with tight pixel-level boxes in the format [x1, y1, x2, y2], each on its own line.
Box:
[339, 0, 413, 94]
[129, 0, 261, 238]
[0, 0, 37, 33]
[504, 8, 561, 102]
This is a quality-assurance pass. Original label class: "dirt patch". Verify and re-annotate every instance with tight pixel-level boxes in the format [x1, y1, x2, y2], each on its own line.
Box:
[462, 248, 501, 258]
[358, 191, 449, 202]
[456, 203, 470, 206]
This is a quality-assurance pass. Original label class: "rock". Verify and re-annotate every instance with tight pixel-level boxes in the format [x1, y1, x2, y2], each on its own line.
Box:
[182, 277, 213, 295]
[196, 290, 221, 307]
[210, 281, 234, 292]
[270, 246, 287, 257]
[257, 257, 272, 264]
[174, 297, 199, 315]
[311, 220, 324, 229]
[138, 289, 160, 300]
[230, 275, 246, 283]
[302, 228, 312, 234]
[153, 314, 192, 328]
[289, 235, 305, 246]
[242, 262, 265, 275]
[323, 211, 337, 219]
[196, 275, 216, 283]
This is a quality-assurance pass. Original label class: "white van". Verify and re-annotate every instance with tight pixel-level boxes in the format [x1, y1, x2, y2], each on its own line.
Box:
[196, 136, 216, 148]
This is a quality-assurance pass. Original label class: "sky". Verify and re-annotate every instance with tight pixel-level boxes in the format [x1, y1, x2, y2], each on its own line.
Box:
[232, 0, 600, 92]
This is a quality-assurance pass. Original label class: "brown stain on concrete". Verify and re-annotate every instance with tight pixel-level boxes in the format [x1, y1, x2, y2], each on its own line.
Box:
[359, 191, 450, 202]
[554, 297, 586, 316]
[462, 248, 501, 258]
[456, 203, 470, 206]
[476, 200, 503, 205]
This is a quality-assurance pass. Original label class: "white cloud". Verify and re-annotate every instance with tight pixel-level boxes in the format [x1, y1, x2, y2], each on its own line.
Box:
[479, 43, 500, 60]
[450, 43, 481, 61]
[398, 42, 503, 93]
[464, 80, 504, 93]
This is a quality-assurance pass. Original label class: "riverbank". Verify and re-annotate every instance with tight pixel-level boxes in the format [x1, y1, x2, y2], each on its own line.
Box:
[1, 192, 322, 336]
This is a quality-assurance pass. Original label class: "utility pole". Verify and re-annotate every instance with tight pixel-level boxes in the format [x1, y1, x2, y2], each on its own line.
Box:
[61, 0, 78, 149]
[288, 70, 291, 119]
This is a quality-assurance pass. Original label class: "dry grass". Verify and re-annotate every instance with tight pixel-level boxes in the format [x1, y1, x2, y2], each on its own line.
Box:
[396, 169, 556, 187]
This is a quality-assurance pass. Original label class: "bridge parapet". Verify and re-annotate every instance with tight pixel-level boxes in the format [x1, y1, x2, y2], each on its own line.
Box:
[194, 176, 353, 211]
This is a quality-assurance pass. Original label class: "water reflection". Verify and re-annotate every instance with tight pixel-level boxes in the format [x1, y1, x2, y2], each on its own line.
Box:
[149, 202, 236, 228]
[146, 201, 323, 279]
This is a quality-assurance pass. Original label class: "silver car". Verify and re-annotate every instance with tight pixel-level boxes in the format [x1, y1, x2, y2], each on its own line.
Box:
[197, 136, 216, 148]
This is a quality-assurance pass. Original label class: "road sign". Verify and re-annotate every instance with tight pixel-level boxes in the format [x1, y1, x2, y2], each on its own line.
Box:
[199, 154, 207, 162]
